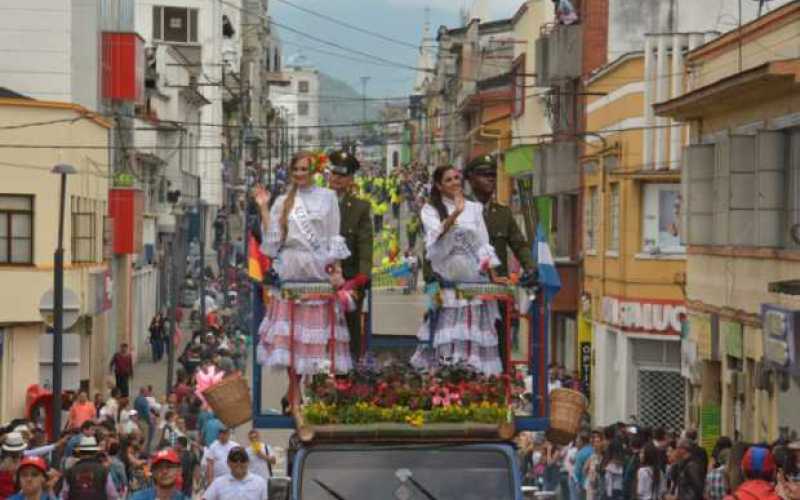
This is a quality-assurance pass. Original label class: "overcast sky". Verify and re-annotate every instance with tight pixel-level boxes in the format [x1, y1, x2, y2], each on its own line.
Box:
[270, 0, 522, 98]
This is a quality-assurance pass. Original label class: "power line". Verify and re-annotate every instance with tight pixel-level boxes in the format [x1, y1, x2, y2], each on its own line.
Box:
[273, 0, 419, 49]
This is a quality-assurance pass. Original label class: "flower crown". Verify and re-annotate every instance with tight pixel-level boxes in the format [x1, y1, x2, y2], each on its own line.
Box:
[309, 152, 329, 175]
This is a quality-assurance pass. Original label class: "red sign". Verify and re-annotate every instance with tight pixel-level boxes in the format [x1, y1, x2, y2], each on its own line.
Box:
[109, 188, 144, 254]
[602, 296, 687, 335]
[102, 32, 145, 103]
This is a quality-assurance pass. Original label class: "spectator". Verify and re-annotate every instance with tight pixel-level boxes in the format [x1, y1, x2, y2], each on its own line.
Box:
[110, 344, 134, 397]
[68, 391, 96, 430]
[637, 443, 664, 500]
[61, 435, 119, 498]
[203, 446, 267, 500]
[131, 449, 189, 500]
[0, 432, 27, 497]
[134, 387, 154, 453]
[175, 437, 200, 498]
[99, 388, 121, 427]
[149, 314, 165, 363]
[665, 438, 705, 500]
[205, 428, 239, 481]
[602, 439, 626, 500]
[571, 431, 593, 500]
[246, 429, 275, 483]
[7, 456, 57, 500]
[201, 414, 224, 448]
[159, 411, 181, 448]
[706, 447, 732, 500]
[724, 446, 780, 500]
[106, 440, 128, 497]
[63, 421, 94, 463]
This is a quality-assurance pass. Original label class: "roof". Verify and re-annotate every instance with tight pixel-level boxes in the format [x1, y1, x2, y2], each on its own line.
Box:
[0, 87, 31, 100]
[585, 51, 644, 85]
[654, 59, 800, 120]
[0, 98, 112, 129]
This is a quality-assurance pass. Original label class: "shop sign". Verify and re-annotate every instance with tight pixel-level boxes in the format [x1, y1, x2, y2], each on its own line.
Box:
[578, 315, 592, 400]
[700, 405, 721, 459]
[722, 321, 743, 359]
[761, 304, 800, 375]
[602, 296, 686, 334]
[88, 268, 112, 315]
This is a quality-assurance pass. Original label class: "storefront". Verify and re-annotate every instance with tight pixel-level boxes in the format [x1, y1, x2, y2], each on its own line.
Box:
[593, 296, 685, 429]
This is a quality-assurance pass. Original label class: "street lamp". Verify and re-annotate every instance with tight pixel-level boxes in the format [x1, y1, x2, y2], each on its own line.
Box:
[50, 163, 77, 434]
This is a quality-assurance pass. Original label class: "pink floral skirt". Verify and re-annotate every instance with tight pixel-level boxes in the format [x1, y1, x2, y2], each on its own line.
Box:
[257, 297, 353, 375]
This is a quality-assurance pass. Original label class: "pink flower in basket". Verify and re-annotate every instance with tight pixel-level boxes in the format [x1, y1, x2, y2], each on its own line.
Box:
[195, 365, 225, 407]
[432, 386, 461, 407]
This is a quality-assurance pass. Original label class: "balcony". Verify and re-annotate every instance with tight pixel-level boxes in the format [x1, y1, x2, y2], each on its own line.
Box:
[535, 24, 583, 87]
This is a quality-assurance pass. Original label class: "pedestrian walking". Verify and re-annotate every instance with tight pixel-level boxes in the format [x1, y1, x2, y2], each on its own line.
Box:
[61, 435, 120, 498]
[664, 438, 705, 500]
[149, 314, 164, 362]
[202, 446, 267, 500]
[109, 344, 134, 398]
[67, 391, 96, 430]
[245, 429, 275, 483]
[134, 387, 155, 453]
[205, 428, 239, 482]
[636, 443, 665, 500]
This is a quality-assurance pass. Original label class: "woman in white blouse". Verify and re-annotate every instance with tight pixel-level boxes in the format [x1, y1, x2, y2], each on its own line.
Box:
[412, 165, 505, 375]
[252, 151, 352, 385]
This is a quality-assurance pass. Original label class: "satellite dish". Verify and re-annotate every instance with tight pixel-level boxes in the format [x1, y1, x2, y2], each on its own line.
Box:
[39, 288, 81, 330]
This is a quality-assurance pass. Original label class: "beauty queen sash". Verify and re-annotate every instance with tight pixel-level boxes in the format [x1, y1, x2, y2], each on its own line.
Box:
[291, 194, 324, 254]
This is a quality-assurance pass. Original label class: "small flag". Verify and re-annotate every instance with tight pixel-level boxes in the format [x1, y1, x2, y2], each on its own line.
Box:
[534, 224, 562, 301]
[248, 235, 270, 282]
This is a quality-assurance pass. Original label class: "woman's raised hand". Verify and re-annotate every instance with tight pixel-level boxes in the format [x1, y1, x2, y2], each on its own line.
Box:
[454, 193, 465, 215]
[252, 185, 271, 210]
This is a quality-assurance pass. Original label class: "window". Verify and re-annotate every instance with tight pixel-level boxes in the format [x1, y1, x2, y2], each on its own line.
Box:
[71, 197, 99, 263]
[0, 195, 33, 264]
[297, 101, 309, 116]
[511, 54, 525, 118]
[392, 151, 399, 168]
[584, 187, 598, 251]
[298, 80, 310, 94]
[642, 183, 684, 254]
[608, 183, 620, 252]
[153, 6, 199, 44]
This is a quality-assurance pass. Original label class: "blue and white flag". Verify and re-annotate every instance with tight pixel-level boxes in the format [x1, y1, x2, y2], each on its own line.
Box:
[534, 224, 561, 301]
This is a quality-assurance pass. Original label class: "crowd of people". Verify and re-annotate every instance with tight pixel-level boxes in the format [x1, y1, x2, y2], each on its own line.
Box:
[517, 425, 800, 500]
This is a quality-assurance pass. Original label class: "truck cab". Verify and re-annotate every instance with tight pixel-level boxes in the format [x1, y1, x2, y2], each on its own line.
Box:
[270, 441, 524, 500]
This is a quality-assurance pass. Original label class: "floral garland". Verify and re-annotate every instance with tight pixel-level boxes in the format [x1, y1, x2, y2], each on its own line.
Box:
[309, 152, 329, 175]
[302, 362, 524, 427]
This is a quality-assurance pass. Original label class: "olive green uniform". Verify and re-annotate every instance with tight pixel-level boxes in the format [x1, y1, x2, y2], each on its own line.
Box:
[339, 192, 373, 360]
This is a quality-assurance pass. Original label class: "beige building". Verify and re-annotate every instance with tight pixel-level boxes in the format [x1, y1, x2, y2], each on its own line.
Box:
[0, 95, 112, 423]
[656, 1, 800, 442]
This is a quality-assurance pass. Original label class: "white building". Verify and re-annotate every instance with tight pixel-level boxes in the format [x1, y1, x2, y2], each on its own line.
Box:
[270, 56, 321, 154]
[384, 122, 404, 174]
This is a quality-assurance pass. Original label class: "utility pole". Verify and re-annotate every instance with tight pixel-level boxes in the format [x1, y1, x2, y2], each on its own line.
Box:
[166, 201, 184, 393]
[198, 181, 207, 336]
[360, 76, 371, 125]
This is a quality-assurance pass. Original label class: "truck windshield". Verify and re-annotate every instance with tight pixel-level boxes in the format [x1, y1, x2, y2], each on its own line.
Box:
[298, 445, 515, 500]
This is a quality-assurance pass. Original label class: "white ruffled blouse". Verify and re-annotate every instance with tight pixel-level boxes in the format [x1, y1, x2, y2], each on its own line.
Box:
[261, 186, 350, 282]
[421, 198, 500, 283]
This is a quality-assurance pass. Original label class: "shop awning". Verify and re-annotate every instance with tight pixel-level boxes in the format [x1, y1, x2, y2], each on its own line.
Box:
[504, 144, 537, 177]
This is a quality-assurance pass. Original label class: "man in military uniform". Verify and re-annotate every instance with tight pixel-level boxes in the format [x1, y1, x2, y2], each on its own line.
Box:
[328, 150, 373, 362]
[464, 154, 536, 367]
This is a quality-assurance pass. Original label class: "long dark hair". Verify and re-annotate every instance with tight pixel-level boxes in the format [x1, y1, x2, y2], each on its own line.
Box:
[641, 443, 662, 495]
[429, 165, 457, 221]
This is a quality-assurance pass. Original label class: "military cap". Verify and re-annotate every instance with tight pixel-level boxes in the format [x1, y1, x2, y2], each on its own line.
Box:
[464, 154, 498, 177]
[328, 150, 360, 176]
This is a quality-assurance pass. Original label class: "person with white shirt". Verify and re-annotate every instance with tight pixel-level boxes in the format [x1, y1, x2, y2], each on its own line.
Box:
[203, 446, 268, 500]
[245, 429, 275, 483]
[205, 428, 239, 481]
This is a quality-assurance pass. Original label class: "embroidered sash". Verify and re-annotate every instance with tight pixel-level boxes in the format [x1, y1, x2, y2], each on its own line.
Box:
[291, 193, 324, 254]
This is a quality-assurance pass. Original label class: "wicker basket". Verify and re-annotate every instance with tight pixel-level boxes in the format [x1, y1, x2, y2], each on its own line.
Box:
[547, 388, 587, 445]
[203, 374, 253, 428]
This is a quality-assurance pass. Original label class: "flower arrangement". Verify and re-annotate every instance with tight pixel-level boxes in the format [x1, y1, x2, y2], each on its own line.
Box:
[309, 152, 329, 175]
[302, 362, 524, 427]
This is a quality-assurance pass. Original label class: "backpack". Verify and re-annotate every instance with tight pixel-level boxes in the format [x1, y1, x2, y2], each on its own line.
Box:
[66, 458, 109, 500]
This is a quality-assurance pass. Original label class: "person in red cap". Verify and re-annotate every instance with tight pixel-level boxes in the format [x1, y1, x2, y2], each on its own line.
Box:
[130, 449, 189, 500]
[724, 446, 781, 500]
[7, 456, 57, 500]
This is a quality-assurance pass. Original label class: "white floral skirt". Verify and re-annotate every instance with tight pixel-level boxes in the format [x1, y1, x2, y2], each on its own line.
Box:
[257, 296, 353, 375]
[411, 298, 502, 375]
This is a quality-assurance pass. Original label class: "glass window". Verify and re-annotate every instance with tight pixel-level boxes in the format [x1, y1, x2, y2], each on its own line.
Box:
[298, 80, 310, 93]
[642, 183, 684, 254]
[0, 195, 33, 264]
[584, 187, 597, 251]
[153, 6, 162, 40]
[154, 6, 198, 43]
[298, 101, 309, 116]
[608, 183, 620, 252]
[299, 447, 515, 500]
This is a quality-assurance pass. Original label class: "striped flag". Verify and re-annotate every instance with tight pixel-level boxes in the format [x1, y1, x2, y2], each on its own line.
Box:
[534, 224, 561, 301]
[248, 235, 270, 282]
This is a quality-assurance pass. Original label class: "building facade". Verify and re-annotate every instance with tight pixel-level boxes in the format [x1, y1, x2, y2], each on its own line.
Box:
[0, 98, 112, 422]
[656, 0, 800, 443]
[270, 61, 321, 154]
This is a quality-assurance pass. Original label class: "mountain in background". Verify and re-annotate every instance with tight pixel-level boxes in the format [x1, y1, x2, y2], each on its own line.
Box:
[317, 72, 388, 145]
